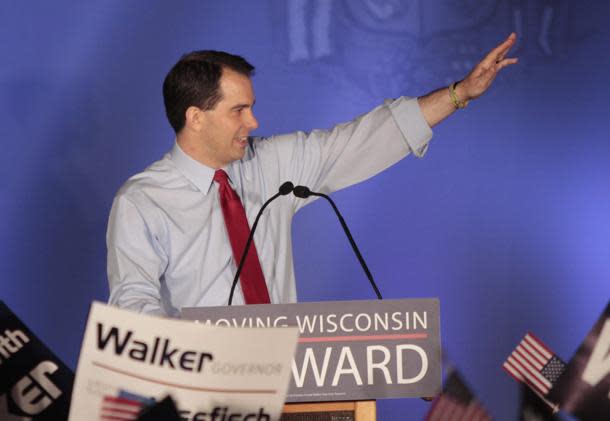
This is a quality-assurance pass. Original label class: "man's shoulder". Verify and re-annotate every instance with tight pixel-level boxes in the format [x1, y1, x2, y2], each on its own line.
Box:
[114, 153, 181, 200]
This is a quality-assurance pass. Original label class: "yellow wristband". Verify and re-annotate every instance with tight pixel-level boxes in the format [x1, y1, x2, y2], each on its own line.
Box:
[449, 82, 469, 109]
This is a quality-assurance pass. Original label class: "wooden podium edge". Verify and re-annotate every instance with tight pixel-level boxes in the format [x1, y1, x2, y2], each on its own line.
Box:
[283, 400, 376, 420]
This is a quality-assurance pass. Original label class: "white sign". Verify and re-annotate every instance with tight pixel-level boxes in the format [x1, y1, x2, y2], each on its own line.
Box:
[69, 302, 299, 421]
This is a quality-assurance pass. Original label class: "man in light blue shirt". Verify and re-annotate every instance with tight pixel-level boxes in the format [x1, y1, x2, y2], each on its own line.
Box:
[107, 35, 518, 317]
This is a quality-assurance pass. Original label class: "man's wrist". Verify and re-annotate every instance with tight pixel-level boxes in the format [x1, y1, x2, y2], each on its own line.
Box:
[449, 81, 469, 109]
[455, 81, 471, 102]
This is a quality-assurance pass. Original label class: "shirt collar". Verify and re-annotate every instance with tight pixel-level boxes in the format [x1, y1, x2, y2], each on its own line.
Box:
[169, 142, 219, 195]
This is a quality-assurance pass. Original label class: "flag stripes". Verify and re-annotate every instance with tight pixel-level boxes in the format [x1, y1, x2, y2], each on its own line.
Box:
[424, 370, 492, 421]
[99, 396, 144, 421]
[503, 332, 566, 398]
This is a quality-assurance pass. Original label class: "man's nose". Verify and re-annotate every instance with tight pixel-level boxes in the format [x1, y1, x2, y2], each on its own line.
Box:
[245, 111, 259, 131]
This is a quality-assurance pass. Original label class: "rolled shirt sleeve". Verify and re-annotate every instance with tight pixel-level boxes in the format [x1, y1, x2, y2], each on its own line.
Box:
[387, 96, 433, 158]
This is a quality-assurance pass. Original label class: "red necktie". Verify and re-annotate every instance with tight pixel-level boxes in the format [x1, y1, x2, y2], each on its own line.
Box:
[214, 169, 270, 304]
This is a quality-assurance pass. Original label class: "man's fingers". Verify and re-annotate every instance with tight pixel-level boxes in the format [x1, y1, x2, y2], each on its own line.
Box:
[463, 35, 518, 98]
[496, 57, 519, 70]
[488, 41, 515, 64]
[483, 33, 517, 66]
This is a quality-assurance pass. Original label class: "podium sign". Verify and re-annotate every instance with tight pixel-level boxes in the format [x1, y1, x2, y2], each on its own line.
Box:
[183, 298, 441, 402]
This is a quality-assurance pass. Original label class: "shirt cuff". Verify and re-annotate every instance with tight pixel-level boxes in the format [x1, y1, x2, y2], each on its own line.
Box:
[387, 96, 433, 158]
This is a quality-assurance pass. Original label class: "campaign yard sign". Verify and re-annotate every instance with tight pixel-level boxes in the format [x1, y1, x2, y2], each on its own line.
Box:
[0, 300, 74, 420]
[69, 302, 299, 421]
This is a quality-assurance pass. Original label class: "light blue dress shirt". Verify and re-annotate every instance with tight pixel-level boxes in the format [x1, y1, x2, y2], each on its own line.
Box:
[107, 97, 433, 317]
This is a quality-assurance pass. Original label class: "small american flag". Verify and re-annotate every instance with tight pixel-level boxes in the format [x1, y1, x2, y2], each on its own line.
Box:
[99, 395, 144, 421]
[425, 370, 492, 421]
[503, 332, 566, 407]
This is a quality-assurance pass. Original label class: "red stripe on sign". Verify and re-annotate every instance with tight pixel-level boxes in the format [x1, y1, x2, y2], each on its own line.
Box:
[298, 333, 428, 343]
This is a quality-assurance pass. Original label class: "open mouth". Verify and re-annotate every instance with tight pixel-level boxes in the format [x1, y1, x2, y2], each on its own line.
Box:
[235, 136, 248, 147]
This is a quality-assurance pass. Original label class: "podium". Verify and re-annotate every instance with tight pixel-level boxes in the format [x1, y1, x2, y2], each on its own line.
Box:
[282, 400, 376, 420]
[182, 298, 441, 421]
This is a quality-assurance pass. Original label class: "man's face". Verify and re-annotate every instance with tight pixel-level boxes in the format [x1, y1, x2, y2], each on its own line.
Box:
[197, 68, 258, 169]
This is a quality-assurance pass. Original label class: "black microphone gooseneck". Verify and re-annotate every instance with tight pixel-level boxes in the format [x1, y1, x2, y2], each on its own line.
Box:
[293, 185, 383, 300]
[228, 181, 294, 305]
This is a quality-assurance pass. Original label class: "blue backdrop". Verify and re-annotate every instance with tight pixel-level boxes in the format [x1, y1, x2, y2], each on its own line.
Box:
[1, 1, 609, 419]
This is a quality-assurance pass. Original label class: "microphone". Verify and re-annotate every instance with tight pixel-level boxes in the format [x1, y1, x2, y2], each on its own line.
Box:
[292, 185, 383, 300]
[228, 181, 294, 305]
[293, 185, 311, 199]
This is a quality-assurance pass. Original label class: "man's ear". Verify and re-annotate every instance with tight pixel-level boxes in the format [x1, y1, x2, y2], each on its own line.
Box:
[185, 106, 205, 132]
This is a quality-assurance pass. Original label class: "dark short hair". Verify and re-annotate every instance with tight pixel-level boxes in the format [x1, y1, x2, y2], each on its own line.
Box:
[162, 50, 255, 133]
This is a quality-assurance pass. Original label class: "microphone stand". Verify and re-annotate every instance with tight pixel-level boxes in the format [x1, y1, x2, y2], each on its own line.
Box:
[293, 186, 383, 300]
